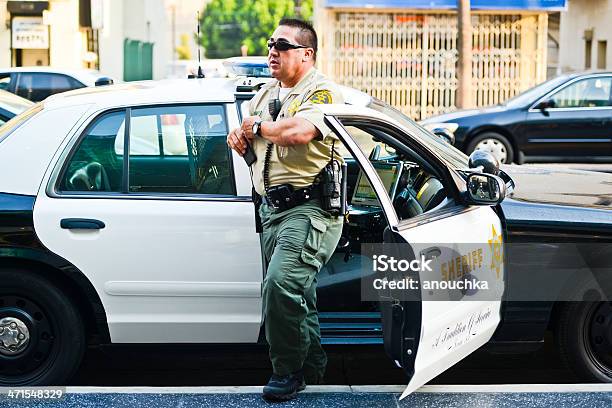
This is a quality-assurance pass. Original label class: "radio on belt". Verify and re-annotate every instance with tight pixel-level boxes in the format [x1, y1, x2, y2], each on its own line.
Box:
[319, 140, 347, 217]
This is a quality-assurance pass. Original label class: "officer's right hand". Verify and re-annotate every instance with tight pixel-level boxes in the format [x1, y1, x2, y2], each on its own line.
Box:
[227, 128, 247, 155]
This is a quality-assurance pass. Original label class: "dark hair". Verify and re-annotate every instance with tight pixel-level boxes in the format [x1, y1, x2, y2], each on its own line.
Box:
[278, 18, 318, 61]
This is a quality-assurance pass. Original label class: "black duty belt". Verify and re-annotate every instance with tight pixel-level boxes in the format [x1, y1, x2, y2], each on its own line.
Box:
[262, 184, 321, 212]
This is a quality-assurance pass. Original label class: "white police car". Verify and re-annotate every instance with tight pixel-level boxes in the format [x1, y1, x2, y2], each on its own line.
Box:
[0, 62, 610, 391]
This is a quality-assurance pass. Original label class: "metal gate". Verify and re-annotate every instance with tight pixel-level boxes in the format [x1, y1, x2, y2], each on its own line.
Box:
[318, 11, 548, 120]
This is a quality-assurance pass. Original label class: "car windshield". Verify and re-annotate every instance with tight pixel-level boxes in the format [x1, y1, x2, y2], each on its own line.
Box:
[367, 98, 469, 169]
[504, 75, 571, 108]
[0, 104, 42, 145]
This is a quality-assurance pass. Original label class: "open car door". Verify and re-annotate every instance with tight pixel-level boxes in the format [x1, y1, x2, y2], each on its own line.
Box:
[325, 112, 505, 399]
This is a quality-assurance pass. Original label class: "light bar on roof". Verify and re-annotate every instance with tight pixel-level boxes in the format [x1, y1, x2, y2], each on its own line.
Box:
[223, 57, 272, 78]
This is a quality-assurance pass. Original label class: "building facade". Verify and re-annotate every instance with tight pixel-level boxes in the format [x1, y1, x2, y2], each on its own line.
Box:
[558, 0, 611, 73]
[0, 0, 183, 81]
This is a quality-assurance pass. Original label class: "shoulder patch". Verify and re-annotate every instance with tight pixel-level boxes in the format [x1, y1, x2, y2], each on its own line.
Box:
[309, 90, 333, 104]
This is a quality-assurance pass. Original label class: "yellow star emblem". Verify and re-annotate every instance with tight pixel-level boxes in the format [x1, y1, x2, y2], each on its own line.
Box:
[488, 224, 503, 279]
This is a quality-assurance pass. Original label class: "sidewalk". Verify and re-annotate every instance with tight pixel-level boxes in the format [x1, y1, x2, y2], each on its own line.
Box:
[3, 384, 612, 408]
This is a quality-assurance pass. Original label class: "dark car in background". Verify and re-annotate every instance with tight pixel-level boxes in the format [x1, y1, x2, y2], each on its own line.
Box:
[0, 68, 114, 102]
[421, 71, 612, 164]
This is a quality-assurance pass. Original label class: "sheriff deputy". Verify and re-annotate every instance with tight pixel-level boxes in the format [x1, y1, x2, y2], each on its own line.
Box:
[227, 18, 344, 402]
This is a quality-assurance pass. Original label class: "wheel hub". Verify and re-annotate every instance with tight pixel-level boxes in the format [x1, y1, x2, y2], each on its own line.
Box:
[475, 139, 508, 163]
[588, 302, 612, 371]
[0, 317, 30, 356]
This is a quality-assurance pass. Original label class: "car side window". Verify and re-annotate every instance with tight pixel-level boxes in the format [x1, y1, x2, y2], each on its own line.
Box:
[59, 111, 125, 192]
[60, 105, 235, 196]
[340, 123, 448, 221]
[125, 105, 234, 195]
[15, 73, 79, 102]
[550, 77, 612, 108]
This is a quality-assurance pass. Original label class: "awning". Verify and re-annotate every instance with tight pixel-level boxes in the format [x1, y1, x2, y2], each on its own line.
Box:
[324, 0, 566, 10]
[7, 1, 49, 15]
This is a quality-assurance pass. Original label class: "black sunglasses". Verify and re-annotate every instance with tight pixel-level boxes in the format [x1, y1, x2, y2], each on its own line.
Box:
[267, 39, 308, 51]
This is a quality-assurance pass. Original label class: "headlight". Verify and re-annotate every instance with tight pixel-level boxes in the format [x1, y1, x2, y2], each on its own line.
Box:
[420, 122, 459, 133]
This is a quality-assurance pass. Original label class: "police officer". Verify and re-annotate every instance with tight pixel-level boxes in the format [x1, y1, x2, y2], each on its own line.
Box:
[227, 18, 344, 401]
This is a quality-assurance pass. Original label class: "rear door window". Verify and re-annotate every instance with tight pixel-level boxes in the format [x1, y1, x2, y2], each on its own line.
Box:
[59, 110, 125, 192]
[126, 104, 234, 195]
[59, 104, 235, 196]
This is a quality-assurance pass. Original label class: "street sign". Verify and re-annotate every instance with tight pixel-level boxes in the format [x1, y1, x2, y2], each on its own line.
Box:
[11, 16, 49, 50]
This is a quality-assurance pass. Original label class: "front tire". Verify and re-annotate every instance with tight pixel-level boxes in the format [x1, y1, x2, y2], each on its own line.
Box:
[466, 132, 514, 164]
[556, 302, 612, 382]
[0, 268, 85, 386]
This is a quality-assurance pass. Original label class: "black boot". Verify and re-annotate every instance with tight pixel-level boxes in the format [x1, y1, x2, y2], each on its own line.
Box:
[262, 371, 306, 401]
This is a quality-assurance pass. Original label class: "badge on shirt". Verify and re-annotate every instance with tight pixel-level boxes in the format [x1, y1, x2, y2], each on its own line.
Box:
[287, 98, 301, 116]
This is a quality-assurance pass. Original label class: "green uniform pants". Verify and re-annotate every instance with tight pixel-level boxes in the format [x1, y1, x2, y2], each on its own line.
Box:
[259, 200, 343, 381]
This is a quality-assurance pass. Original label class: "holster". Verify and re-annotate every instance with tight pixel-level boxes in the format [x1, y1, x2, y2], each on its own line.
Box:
[252, 187, 263, 233]
[318, 159, 343, 216]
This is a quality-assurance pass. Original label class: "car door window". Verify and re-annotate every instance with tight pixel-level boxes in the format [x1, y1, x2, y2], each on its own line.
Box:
[15, 73, 79, 102]
[550, 77, 612, 108]
[341, 123, 449, 221]
[59, 110, 125, 192]
[125, 105, 234, 195]
[59, 105, 235, 196]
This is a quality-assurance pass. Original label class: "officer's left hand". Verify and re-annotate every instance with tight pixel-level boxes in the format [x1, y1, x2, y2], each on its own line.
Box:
[227, 127, 247, 155]
[240, 116, 261, 141]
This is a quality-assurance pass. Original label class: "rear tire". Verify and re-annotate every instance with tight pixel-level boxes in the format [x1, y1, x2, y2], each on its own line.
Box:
[0, 268, 85, 386]
[466, 132, 514, 164]
[556, 302, 612, 383]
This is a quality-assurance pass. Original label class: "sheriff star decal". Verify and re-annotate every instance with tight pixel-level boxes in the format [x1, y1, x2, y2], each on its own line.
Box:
[488, 224, 504, 279]
[309, 90, 333, 104]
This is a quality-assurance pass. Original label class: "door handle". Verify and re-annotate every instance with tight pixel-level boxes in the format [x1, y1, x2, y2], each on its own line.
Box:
[60, 218, 105, 230]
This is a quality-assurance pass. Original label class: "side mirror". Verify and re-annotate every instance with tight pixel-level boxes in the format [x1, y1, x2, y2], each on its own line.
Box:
[432, 127, 455, 145]
[535, 99, 555, 112]
[466, 173, 506, 205]
[95, 77, 114, 87]
[468, 150, 500, 175]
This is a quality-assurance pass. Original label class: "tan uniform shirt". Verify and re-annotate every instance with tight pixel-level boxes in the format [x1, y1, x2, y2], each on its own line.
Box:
[247, 68, 344, 196]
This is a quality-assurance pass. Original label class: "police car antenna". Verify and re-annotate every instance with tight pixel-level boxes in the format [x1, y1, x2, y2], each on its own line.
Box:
[189, 11, 205, 79]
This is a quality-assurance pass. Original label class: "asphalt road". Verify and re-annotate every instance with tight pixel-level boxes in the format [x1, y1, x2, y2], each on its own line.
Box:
[6, 387, 612, 408]
[524, 163, 612, 174]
